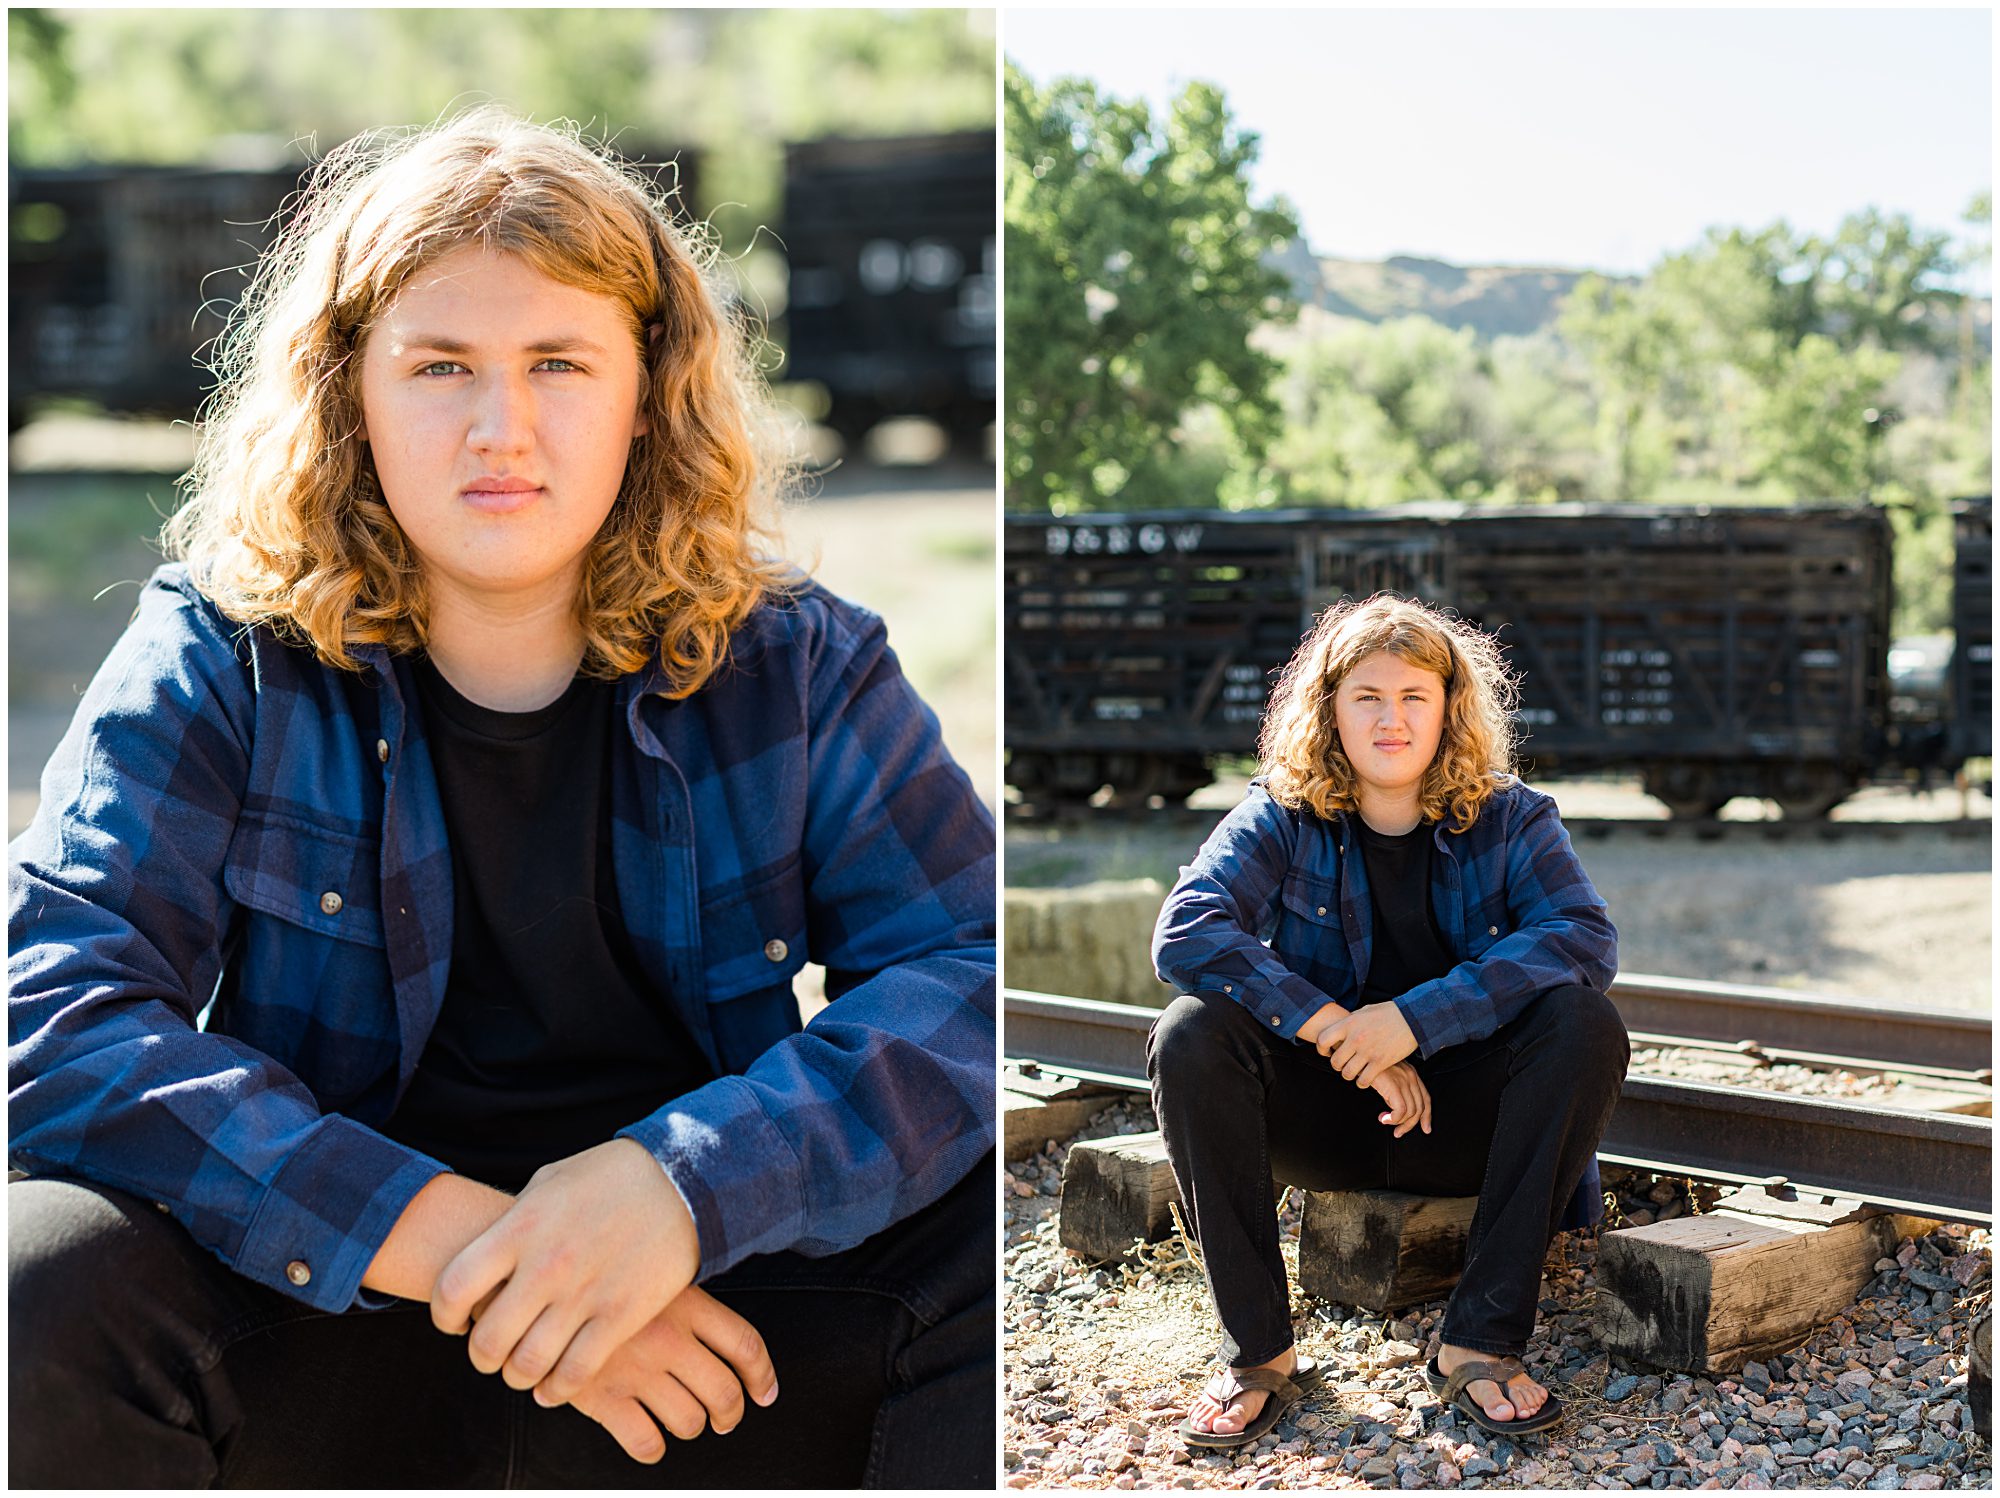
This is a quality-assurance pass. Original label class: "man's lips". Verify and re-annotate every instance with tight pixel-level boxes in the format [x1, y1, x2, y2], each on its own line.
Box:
[461, 478, 544, 513]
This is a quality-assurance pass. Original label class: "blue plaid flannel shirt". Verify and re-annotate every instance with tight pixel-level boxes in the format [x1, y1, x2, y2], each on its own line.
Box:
[1151, 778, 1618, 1229]
[10, 565, 996, 1313]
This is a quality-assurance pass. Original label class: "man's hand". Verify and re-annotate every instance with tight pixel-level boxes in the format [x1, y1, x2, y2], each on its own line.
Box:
[1369, 1061, 1432, 1138]
[432, 1139, 701, 1407]
[1314, 1002, 1419, 1088]
[562, 1286, 778, 1463]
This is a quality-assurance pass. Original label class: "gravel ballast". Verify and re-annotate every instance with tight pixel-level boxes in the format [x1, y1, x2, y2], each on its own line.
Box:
[1002, 1097, 1993, 1492]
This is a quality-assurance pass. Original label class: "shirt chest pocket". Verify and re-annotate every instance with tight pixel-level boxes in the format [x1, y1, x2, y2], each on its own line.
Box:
[219, 811, 396, 1102]
[1277, 872, 1341, 931]
[697, 856, 809, 1068]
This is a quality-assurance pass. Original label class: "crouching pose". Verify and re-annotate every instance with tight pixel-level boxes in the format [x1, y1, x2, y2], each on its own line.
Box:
[9, 108, 995, 1489]
[1148, 593, 1627, 1445]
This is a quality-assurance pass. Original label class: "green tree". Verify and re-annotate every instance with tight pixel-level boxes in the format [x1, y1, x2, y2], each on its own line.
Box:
[1274, 317, 1497, 507]
[1804, 209, 1960, 354]
[1557, 274, 1689, 500]
[5, 9, 993, 238]
[1003, 64, 1299, 512]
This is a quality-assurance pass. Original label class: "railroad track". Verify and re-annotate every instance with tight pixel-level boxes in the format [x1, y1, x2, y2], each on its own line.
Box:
[1002, 982, 1994, 1224]
[1005, 800, 1991, 842]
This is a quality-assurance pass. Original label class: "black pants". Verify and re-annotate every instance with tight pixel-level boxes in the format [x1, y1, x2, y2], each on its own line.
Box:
[8, 1152, 996, 1489]
[1147, 987, 1628, 1367]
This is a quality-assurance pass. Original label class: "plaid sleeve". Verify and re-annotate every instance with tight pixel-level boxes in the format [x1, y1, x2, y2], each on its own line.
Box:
[618, 603, 995, 1281]
[8, 582, 446, 1313]
[1392, 791, 1619, 1057]
[1151, 787, 1338, 1041]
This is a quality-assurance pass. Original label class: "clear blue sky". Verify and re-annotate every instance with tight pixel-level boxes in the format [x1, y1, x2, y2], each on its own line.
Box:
[1004, 7, 1992, 288]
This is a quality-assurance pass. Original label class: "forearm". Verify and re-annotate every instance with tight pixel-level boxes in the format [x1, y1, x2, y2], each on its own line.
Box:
[361, 1172, 514, 1302]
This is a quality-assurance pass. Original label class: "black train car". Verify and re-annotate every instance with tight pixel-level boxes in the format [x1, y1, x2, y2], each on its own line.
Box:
[780, 131, 994, 447]
[9, 150, 701, 427]
[8, 164, 303, 424]
[1950, 495, 1992, 764]
[1004, 503, 1948, 818]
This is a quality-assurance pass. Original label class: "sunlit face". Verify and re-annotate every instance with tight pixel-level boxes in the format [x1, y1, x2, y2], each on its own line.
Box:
[1332, 649, 1448, 801]
[357, 244, 647, 608]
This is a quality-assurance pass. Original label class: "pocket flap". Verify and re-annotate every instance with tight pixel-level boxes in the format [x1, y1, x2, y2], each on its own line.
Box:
[1278, 872, 1340, 926]
[223, 812, 386, 950]
[699, 857, 809, 1001]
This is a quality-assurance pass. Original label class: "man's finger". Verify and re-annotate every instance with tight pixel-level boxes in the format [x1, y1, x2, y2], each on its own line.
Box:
[690, 1295, 779, 1408]
[433, 1230, 516, 1336]
[580, 1393, 668, 1464]
[636, 1373, 709, 1444]
[652, 1340, 747, 1433]
[540, 1315, 631, 1407]
[503, 1302, 590, 1393]
[465, 1277, 546, 1377]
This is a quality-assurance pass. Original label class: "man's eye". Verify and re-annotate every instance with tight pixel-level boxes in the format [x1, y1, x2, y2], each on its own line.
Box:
[418, 362, 463, 377]
[537, 358, 581, 373]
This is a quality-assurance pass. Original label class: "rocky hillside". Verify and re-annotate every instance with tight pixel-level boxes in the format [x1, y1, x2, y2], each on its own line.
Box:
[1268, 241, 1991, 346]
[1264, 237, 1632, 340]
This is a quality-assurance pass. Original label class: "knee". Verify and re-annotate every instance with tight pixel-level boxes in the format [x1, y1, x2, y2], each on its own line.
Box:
[1145, 991, 1242, 1085]
[1528, 985, 1629, 1075]
[10, 1178, 180, 1356]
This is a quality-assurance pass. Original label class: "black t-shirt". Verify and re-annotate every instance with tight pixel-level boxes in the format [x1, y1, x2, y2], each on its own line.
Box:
[380, 657, 713, 1191]
[1355, 818, 1458, 1006]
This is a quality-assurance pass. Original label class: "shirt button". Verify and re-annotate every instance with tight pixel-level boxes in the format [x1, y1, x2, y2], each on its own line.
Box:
[763, 938, 788, 963]
[1269, 1015, 1281, 1026]
[1223, 984, 1233, 994]
[1316, 905, 1327, 916]
[376, 738, 390, 763]
[1488, 925, 1499, 936]
[286, 1260, 312, 1286]
[320, 892, 343, 916]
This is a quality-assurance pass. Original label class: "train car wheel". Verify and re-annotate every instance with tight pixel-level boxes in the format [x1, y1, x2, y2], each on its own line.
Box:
[1767, 765, 1853, 821]
[1642, 766, 1727, 821]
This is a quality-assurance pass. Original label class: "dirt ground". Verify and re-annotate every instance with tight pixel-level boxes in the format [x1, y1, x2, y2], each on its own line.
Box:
[1005, 775, 1992, 1013]
[6, 418, 996, 837]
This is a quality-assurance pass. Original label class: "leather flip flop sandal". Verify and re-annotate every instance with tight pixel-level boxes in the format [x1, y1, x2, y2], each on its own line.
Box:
[1179, 1355, 1322, 1449]
[1423, 1354, 1563, 1437]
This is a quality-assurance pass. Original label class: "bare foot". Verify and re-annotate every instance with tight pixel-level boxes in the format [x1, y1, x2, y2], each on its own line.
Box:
[1186, 1347, 1298, 1435]
[1435, 1342, 1548, 1423]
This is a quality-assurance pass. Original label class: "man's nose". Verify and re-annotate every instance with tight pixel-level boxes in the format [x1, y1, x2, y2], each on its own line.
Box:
[468, 374, 535, 455]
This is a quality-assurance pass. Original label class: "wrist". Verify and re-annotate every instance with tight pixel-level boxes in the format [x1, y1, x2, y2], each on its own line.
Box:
[361, 1173, 514, 1303]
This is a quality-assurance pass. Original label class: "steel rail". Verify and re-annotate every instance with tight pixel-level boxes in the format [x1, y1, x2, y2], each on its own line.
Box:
[1604, 974, 1991, 1073]
[1002, 988, 1993, 1224]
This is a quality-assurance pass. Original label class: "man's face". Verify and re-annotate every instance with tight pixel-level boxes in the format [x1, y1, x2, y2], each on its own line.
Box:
[1332, 649, 1448, 800]
[357, 244, 648, 607]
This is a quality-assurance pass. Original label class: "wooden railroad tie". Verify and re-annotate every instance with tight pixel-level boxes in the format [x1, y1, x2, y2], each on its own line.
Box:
[1059, 1135, 1961, 1375]
[1593, 1185, 1941, 1373]
[1056, 1130, 1477, 1313]
[1002, 1065, 1126, 1161]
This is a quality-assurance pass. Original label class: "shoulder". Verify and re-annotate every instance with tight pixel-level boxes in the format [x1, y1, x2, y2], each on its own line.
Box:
[689, 577, 891, 703]
[82, 563, 262, 720]
[1456, 779, 1575, 866]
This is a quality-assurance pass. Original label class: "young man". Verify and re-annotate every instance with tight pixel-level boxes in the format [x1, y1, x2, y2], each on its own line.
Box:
[9, 110, 997, 1488]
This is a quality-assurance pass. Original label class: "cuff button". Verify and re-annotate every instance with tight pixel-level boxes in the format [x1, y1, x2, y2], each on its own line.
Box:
[1222, 984, 1233, 993]
[286, 1260, 312, 1286]
[320, 892, 343, 916]
[763, 938, 788, 963]
[1488, 925, 1499, 935]
[1270, 1015, 1281, 1026]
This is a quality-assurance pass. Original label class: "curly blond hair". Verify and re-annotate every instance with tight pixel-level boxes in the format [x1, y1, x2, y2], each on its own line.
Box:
[164, 105, 800, 697]
[1258, 593, 1521, 832]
